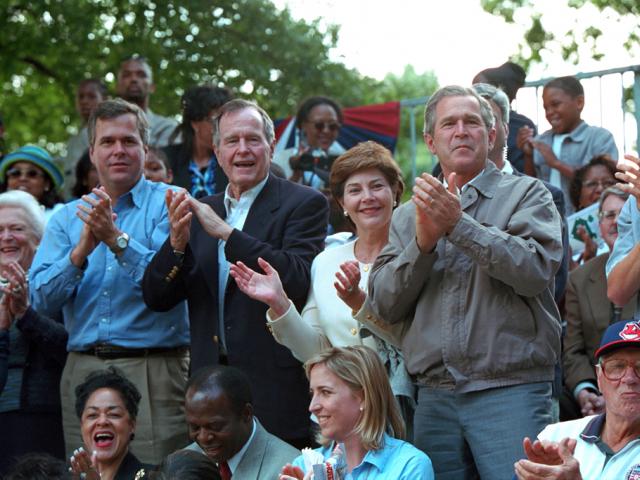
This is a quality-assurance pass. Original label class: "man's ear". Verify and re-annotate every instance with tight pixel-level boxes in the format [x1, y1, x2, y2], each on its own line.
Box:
[487, 126, 497, 153]
[268, 139, 275, 160]
[424, 133, 437, 155]
[241, 402, 253, 423]
[576, 94, 585, 113]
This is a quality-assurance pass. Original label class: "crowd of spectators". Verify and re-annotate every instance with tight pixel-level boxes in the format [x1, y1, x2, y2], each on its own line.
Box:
[0, 55, 639, 480]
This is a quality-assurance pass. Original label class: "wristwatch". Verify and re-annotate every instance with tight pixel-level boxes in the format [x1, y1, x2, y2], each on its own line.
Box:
[110, 232, 130, 254]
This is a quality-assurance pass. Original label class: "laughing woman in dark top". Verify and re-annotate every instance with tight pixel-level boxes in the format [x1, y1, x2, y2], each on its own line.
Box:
[70, 367, 152, 480]
[0, 190, 68, 475]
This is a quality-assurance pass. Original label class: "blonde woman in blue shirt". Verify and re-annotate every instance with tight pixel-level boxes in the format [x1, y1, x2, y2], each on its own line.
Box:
[279, 346, 433, 480]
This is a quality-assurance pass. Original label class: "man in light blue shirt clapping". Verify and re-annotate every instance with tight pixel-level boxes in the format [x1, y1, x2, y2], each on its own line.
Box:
[30, 98, 190, 465]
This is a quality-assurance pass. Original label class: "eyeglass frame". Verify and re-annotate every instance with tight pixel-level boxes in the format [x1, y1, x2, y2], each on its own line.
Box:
[583, 179, 617, 190]
[596, 358, 640, 381]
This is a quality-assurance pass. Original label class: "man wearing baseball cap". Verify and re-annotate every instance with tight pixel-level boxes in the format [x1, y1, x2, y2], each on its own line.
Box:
[514, 319, 640, 479]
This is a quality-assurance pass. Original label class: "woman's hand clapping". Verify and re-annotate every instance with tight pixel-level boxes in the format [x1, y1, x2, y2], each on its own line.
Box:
[230, 257, 291, 317]
[334, 260, 366, 313]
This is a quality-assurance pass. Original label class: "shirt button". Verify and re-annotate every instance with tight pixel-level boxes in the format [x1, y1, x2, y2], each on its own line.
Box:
[101, 318, 107, 323]
[103, 291, 108, 296]
[107, 266, 112, 271]
[122, 262, 127, 266]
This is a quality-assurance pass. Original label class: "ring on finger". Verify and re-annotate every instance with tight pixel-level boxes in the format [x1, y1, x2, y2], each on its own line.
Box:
[12, 285, 23, 294]
[346, 286, 354, 293]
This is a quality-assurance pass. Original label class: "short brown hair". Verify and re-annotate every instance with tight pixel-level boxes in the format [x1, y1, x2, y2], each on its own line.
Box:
[329, 141, 404, 206]
[88, 98, 149, 146]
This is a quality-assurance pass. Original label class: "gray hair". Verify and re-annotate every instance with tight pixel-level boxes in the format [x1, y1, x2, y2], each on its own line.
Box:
[212, 99, 275, 148]
[472, 83, 510, 125]
[423, 85, 495, 137]
[88, 98, 150, 146]
[599, 187, 629, 215]
[0, 190, 46, 241]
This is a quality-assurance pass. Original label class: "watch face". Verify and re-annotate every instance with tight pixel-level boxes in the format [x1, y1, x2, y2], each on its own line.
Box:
[116, 234, 128, 249]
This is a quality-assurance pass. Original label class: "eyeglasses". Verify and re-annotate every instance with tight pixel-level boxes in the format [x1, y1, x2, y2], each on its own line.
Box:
[583, 179, 616, 190]
[312, 122, 340, 133]
[599, 209, 620, 221]
[598, 359, 640, 381]
[6, 167, 45, 180]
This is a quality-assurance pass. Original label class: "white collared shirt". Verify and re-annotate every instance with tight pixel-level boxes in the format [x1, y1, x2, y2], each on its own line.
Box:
[217, 175, 270, 350]
[226, 418, 258, 474]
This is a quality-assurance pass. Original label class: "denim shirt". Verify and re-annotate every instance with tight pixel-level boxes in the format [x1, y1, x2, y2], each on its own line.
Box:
[606, 195, 640, 318]
[30, 176, 189, 350]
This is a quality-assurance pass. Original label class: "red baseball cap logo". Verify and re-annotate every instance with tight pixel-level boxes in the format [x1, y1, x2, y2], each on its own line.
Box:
[619, 321, 640, 341]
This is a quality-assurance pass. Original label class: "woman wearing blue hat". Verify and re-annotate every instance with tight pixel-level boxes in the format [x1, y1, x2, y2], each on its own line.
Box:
[0, 145, 65, 221]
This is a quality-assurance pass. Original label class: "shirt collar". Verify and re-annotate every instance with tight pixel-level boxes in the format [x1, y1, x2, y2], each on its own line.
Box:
[356, 433, 392, 472]
[112, 175, 146, 209]
[223, 174, 269, 214]
[580, 414, 606, 443]
[227, 418, 257, 473]
[564, 120, 588, 142]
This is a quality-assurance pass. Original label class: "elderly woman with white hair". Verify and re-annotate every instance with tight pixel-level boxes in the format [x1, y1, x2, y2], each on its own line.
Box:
[0, 190, 67, 475]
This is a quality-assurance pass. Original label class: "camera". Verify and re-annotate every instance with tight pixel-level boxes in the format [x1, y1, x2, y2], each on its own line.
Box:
[297, 148, 337, 174]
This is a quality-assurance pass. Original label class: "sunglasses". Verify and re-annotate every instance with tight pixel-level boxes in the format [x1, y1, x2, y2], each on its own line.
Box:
[6, 167, 45, 180]
[312, 121, 341, 133]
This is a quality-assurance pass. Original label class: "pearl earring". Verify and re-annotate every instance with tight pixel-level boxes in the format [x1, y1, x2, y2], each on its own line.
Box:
[343, 210, 349, 217]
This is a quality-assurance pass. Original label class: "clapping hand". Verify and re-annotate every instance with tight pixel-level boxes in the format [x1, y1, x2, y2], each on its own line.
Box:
[0, 261, 30, 320]
[515, 437, 581, 480]
[413, 172, 461, 253]
[77, 187, 120, 246]
[69, 447, 101, 480]
[615, 154, 640, 207]
[229, 257, 291, 317]
[279, 463, 307, 480]
[166, 189, 192, 251]
[334, 260, 366, 312]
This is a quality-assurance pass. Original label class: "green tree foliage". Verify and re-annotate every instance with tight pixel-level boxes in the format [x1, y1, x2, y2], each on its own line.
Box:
[0, 0, 381, 155]
[370, 65, 440, 185]
[481, 0, 639, 69]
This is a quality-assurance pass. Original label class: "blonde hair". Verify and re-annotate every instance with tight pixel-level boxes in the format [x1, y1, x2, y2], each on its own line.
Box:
[305, 345, 405, 450]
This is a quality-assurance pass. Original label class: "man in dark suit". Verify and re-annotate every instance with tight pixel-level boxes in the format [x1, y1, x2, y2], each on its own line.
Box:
[142, 99, 328, 446]
[184, 365, 299, 480]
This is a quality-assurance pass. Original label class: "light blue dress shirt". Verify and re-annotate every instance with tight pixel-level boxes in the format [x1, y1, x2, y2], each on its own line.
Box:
[606, 195, 640, 317]
[291, 434, 434, 480]
[30, 177, 189, 351]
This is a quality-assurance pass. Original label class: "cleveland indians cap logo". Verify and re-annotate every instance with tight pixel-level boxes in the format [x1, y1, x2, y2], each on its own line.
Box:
[619, 321, 640, 341]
